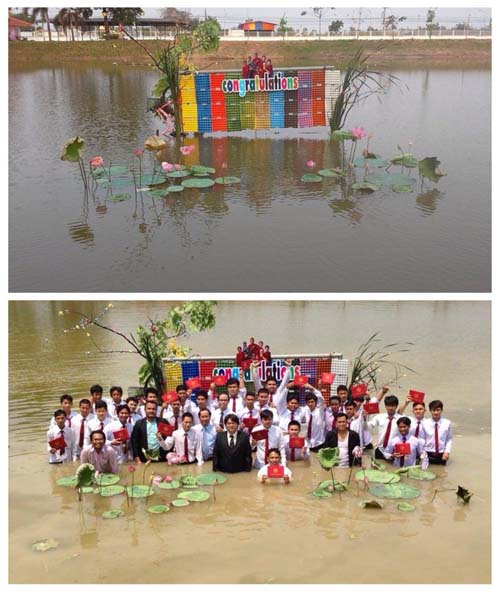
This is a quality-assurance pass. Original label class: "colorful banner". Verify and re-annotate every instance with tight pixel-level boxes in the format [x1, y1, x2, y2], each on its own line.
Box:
[180, 67, 341, 134]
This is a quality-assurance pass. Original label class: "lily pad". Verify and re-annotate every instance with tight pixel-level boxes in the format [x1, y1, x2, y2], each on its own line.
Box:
[104, 165, 129, 177]
[397, 502, 416, 512]
[171, 499, 190, 507]
[407, 467, 436, 481]
[359, 499, 384, 509]
[180, 475, 199, 488]
[177, 490, 210, 502]
[80, 486, 96, 494]
[167, 185, 184, 193]
[196, 473, 227, 486]
[418, 157, 446, 182]
[144, 135, 167, 151]
[109, 193, 132, 202]
[313, 488, 333, 498]
[301, 173, 323, 183]
[318, 169, 341, 178]
[318, 479, 348, 491]
[32, 538, 59, 552]
[351, 182, 381, 192]
[158, 479, 181, 490]
[214, 176, 241, 185]
[318, 447, 340, 469]
[146, 189, 168, 198]
[355, 470, 401, 484]
[96, 474, 120, 486]
[102, 509, 125, 519]
[181, 178, 215, 189]
[392, 185, 413, 193]
[135, 174, 159, 185]
[190, 165, 216, 175]
[126, 485, 155, 498]
[331, 129, 355, 141]
[369, 483, 421, 499]
[193, 173, 210, 177]
[353, 157, 389, 168]
[56, 476, 78, 487]
[147, 504, 170, 514]
[98, 178, 131, 189]
[166, 170, 191, 178]
[61, 136, 84, 162]
[99, 485, 125, 497]
[390, 155, 419, 168]
[76, 463, 95, 487]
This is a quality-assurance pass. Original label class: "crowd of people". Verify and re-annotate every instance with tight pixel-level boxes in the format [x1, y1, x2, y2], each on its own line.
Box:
[235, 337, 271, 366]
[47, 359, 452, 484]
[242, 51, 274, 79]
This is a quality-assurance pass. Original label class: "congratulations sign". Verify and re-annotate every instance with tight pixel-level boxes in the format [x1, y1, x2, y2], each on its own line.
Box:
[222, 72, 299, 97]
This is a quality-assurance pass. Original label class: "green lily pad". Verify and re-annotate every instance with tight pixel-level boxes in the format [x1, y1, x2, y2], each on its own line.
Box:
[318, 447, 340, 469]
[353, 157, 389, 168]
[313, 488, 333, 498]
[180, 475, 199, 487]
[359, 499, 384, 509]
[365, 172, 416, 187]
[109, 193, 132, 202]
[96, 474, 120, 486]
[397, 502, 416, 512]
[166, 185, 184, 193]
[214, 176, 241, 185]
[56, 476, 78, 487]
[32, 538, 59, 552]
[76, 463, 95, 487]
[80, 486, 95, 494]
[102, 509, 125, 519]
[171, 499, 190, 507]
[318, 479, 348, 491]
[390, 154, 418, 168]
[392, 185, 413, 193]
[158, 479, 181, 490]
[177, 490, 210, 502]
[331, 129, 355, 141]
[351, 182, 381, 192]
[61, 136, 84, 162]
[147, 504, 170, 514]
[181, 178, 215, 189]
[190, 165, 216, 175]
[136, 174, 159, 185]
[369, 483, 421, 499]
[355, 470, 401, 484]
[126, 485, 155, 498]
[99, 485, 125, 497]
[193, 173, 210, 177]
[196, 473, 227, 486]
[318, 169, 341, 178]
[301, 173, 323, 183]
[146, 189, 168, 198]
[105, 165, 129, 177]
[166, 170, 191, 178]
[418, 157, 446, 182]
[98, 178, 131, 189]
[407, 467, 437, 481]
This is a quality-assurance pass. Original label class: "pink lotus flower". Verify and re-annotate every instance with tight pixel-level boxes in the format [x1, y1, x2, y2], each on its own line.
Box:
[152, 474, 162, 486]
[134, 148, 143, 157]
[174, 164, 181, 171]
[351, 127, 367, 141]
[180, 145, 195, 156]
[90, 156, 104, 168]
[128, 465, 136, 473]
[221, 162, 228, 170]
[164, 475, 173, 483]
[166, 452, 182, 465]
[161, 162, 175, 172]
[306, 160, 315, 167]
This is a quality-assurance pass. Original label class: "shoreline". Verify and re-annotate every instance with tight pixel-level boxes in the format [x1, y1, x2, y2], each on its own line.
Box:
[9, 38, 491, 70]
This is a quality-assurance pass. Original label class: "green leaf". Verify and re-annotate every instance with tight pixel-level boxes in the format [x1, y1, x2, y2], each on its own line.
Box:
[313, 488, 333, 498]
[190, 165, 216, 175]
[392, 185, 413, 193]
[147, 504, 170, 514]
[301, 173, 323, 183]
[355, 470, 401, 484]
[177, 490, 210, 502]
[102, 509, 125, 519]
[109, 193, 132, 202]
[166, 170, 191, 178]
[152, 76, 169, 98]
[180, 475, 199, 488]
[104, 165, 129, 177]
[171, 498, 190, 507]
[158, 479, 181, 490]
[318, 479, 348, 491]
[126, 485, 155, 498]
[99, 485, 125, 497]
[407, 467, 436, 481]
[214, 176, 241, 185]
[181, 178, 215, 189]
[351, 182, 381, 192]
[391, 154, 418, 167]
[331, 129, 355, 141]
[167, 185, 184, 193]
[317, 447, 340, 469]
[397, 502, 416, 512]
[365, 173, 416, 187]
[368, 483, 421, 499]
[196, 473, 227, 486]
[418, 157, 446, 182]
[96, 473, 120, 486]
[56, 476, 78, 487]
[61, 136, 85, 162]
[353, 157, 389, 168]
[76, 463, 96, 487]
[318, 169, 341, 178]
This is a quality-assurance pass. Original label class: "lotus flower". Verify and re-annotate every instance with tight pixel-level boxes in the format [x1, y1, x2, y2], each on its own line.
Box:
[351, 127, 367, 141]
[162, 162, 175, 172]
[152, 474, 162, 486]
[306, 160, 315, 167]
[180, 145, 195, 156]
[174, 164, 181, 170]
[134, 148, 143, 157]
[128, 465, 136, 473]
[421, 456, 429, 470]
[164, 475, 173, 483]
[166, 452, 182, 465]
[90, 156, 104, 168]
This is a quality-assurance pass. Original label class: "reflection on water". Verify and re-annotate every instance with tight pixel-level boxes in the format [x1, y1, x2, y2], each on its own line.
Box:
[9, 65, 491, 292]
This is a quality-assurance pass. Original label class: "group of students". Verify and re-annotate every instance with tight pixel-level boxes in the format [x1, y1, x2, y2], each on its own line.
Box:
[241, 52, 274, 79]
[47, 359, 452, 484]
[235, 337, 272, 366]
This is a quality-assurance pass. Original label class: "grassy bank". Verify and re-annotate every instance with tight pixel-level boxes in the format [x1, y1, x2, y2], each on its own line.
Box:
[9, 38, 491, 70]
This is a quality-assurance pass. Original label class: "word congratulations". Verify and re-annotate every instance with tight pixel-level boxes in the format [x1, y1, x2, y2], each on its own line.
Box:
[212, 359, 300, 383]
[221, 72, 299, 98]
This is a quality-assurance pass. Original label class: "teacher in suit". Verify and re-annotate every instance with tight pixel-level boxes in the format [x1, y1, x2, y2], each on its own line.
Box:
[321, 413, 362, 467]
[131, 400, 170, 463]
[212, 414, 253, 473]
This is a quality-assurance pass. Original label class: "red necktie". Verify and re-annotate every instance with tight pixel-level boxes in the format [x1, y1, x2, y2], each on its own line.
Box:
[79, 418, 85, 448]
[291, 445, 296, 461]
[59, 430, 66, 455]
[264, 431, 269, 461]
[415, 421, 421, 438]
[232, 398, 236, 412]
[66, 416, 72, 428]
[434, 422, 439, 453]
[290, 411, 295, 422]
[332, 415, 337, 430]
[128, 417, 132, 424]
[219, 411, 224, 428]
[174, 416, 179, 430]
[184, 432, 189, 461]
[100, 421, 104, 430]
[248, 409, 253, 417]
[307, 415, 312, 440]
[382, 416, 393, 448]
[269, 393, 274, 406]
[400, 436, 406, 467]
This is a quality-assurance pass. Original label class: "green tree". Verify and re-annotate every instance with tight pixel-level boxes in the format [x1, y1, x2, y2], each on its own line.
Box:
[426, 8, 439, 39]
[383, 14, 406, 37]
[104, 8, 144, 26]
[22, 7, 52, 41]
[278, 13, 292, 40]
[301, 7, 335, 39]
[54, 8, 92, 41]
[328, 19, 344, 33]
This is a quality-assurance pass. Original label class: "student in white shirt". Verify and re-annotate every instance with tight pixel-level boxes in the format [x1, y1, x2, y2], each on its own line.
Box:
[423, 400, 452, 465]
[163, 412, 203, 465]
[386, 416, 427, 467]
[324, 395, 341, 436]
[363, 395, 401, 460]
[47, 409, 75, 464]
[125, 396, 143, 425]
[211, 393, 232, 431]
[237, 391, 260, 433]
[139, 387, 162, 417]
[89, 384, 104, 413]
[105, 386, 125, 419]
[251, 409, 287, 469]
[252, 359, 291, 408]
[190, 390, 212, 425]
[175, 384, 196, 415]
[85, 401, 113, 446]
[303, 389, 325, 451]
[277, 393, 306, 433]
[104, 404, 134, 463]
[398, 396, 428, 442]
[49, 394, 77, 429]
[225, 377, 246, 414]
[254, 388, 279, 424]
[162, 397, 183, 430]
[257, 448, 292, 484]
[285, 420, 310, 462]
[72, 398, 95, 460]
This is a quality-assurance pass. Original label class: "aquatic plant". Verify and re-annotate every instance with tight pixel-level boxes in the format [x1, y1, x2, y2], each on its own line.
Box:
[60, 136, 88, 191]
[75, 463, 96, 501]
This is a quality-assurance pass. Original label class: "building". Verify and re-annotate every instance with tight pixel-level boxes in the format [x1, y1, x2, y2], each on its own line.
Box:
[8, 15, 33, 40]
[239, 21, 276, 36]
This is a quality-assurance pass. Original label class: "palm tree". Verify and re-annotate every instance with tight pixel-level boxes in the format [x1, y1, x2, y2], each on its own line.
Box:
[54, 8, 87, 41]
[22, 7, 52, 41]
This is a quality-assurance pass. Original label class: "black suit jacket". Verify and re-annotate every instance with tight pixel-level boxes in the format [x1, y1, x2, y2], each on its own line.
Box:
[212, 430, 252, 473]
[131, 417, 169, 462]
[322, 429, 361, 467]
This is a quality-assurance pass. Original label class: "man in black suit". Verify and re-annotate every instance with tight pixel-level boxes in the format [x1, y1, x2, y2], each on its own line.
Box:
[212, 414, 253, 473]
[131, 400, 171, 463]
[321, 412, 362, 467]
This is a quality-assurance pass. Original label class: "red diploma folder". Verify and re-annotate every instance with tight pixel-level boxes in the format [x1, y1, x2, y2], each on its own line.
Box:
[242, 417, 259, 430]
[113, 428, 129, 441]
[321, 372, 336, 384]
[213, 375, 227, 386]
[186, 377, 202, 389]
[409, 389, 425, 404]
[251, 428, 268, 441]
[240, 359, 252, 370]
[394, 442, 411, 455]
[294, 374, 309, 387]
[267, 465, 285, 478]
[289, 436, 305, 448]
[158, 423, 175, 437]
[351, 383, 368, 397]
[162, 391, 178, 404]
[49, 436, 67, 450]
[363, 402, 380, 414]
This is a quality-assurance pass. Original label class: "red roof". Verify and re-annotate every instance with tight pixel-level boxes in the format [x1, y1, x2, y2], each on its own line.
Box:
[9, 16, 34, 28]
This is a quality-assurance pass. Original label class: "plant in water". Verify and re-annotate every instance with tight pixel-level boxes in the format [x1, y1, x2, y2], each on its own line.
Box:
[75, 463, 96, 501]
[127, 464, 136, 507]
[317, 447, 341, 496]
[61, 136, 88, 191]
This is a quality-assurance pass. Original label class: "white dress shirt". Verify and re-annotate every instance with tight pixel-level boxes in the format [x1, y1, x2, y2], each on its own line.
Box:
[47, 425, 75, 463]
[284, 434, 310, 461]
[71, 412, 95, 459]
[104, 419, 133, 463]
[387, 434, 426, 466]
[164, 428, 203, 464]
[104, 398, 126, 419]
[253, 366, 289, 408]
[49, 410, 77, 429]
[409, 416, 428, 442]
[254, 404, 279, 425]
[251, 424, 286, 468]
[85, 416, 113, 446]
[278, 407, 306, 433]
[423, 417, 452, 454]
[211, 407, 232, 430]
[366, 412, 401, 453]
[257, 464, 292, 482]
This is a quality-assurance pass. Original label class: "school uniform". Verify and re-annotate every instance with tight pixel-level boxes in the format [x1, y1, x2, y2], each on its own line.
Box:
[322, 429, 361, 467]
[71, 412, 95, 459]
[349, 415, 371, 449]
[387, 434, 426, 467]
[80, 443, 118, 474]
[284, 434, 310, 462]
[104, 419, 134, 463]
[254, 404, 279, 425]
[84, 416, 113, 447]
[164, 428, 203, 465]
[409, 416, 428, 442]
[211, 407, 232, 430]
[227, 395, 246, 414]
[423, 417, 452, 464]
[127, 412, 143, 426]
[208, 389, 246, 411]
[161, 409, 183, 430]
[278, 407, 307, 433]
[257, 464, 292, 482]
[212, 430, 253, 473]
[193, 423, 217, 460]
[47, 425, 75, 464]
[104, 399, 126, 419]
[324, 407, 338, 436]
[253, 366, 290, 408]
[366, 412, 401, 460]
[130, 417, 171, 462]
[303, 392, 326, 449]
[49, 410, 77, 429]
[251, 424, 287, 469]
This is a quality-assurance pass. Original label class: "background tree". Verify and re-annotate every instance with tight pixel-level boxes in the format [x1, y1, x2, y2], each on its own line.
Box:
[22, 7, 52, 41]
[328, 19, 344, 34]
[383, 14, 407, 37]
[426, 8, 439, 39]
[54, 8, 92, 41]
[104, 8, 144, 26]
[300, 7, 335, 39]
[277, 13, 292, 40]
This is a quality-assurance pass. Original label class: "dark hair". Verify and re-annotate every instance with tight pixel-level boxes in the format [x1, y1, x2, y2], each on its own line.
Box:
[181, 412, 194, 421]
[90, 429, 105, 441]
[384, 395, 399, 407]
[266, 447, 280, 461]
[429, 400, 443, 411]
[199, 408, 212, 417]
[144, 400, 158, 408]
[257, 388, 269, 396]
[95, 400, 108, 410]
[224, 413, 239, 425]
[330, 395, 340, 404]
[176, 384, 187, 393]
[335, 412, 348, 420]
[110, 386, 123, 395]
[90, 384, 103, 395]
[305, 393, 318, 403]
[54, 408, 66, 418]
[116, 404, 130, 415]
[260, 409, 273, 420]
[264, 376, 277, 385]
[60, 394, 73, 404]
[344, 399, 355, 408]
[245, 391, 256, 399]
[79, 398, 91, 407]
[196, 390, 208, 400]
[287, 420, 301, 429]
[412, 401, 426, 409]
[145, 387, 158, 396]
[397, 416, 411, 427]
[226, 378, 239, 387]
[217, 392, 229, 400]
[126, 396, 138, 404]
[337, 385, 348, 393]
[286, 393, 299, 403]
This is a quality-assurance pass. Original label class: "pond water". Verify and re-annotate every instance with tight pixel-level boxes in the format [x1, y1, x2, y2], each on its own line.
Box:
[9, 301, 491, 583]
[9, 64, 490, 292]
